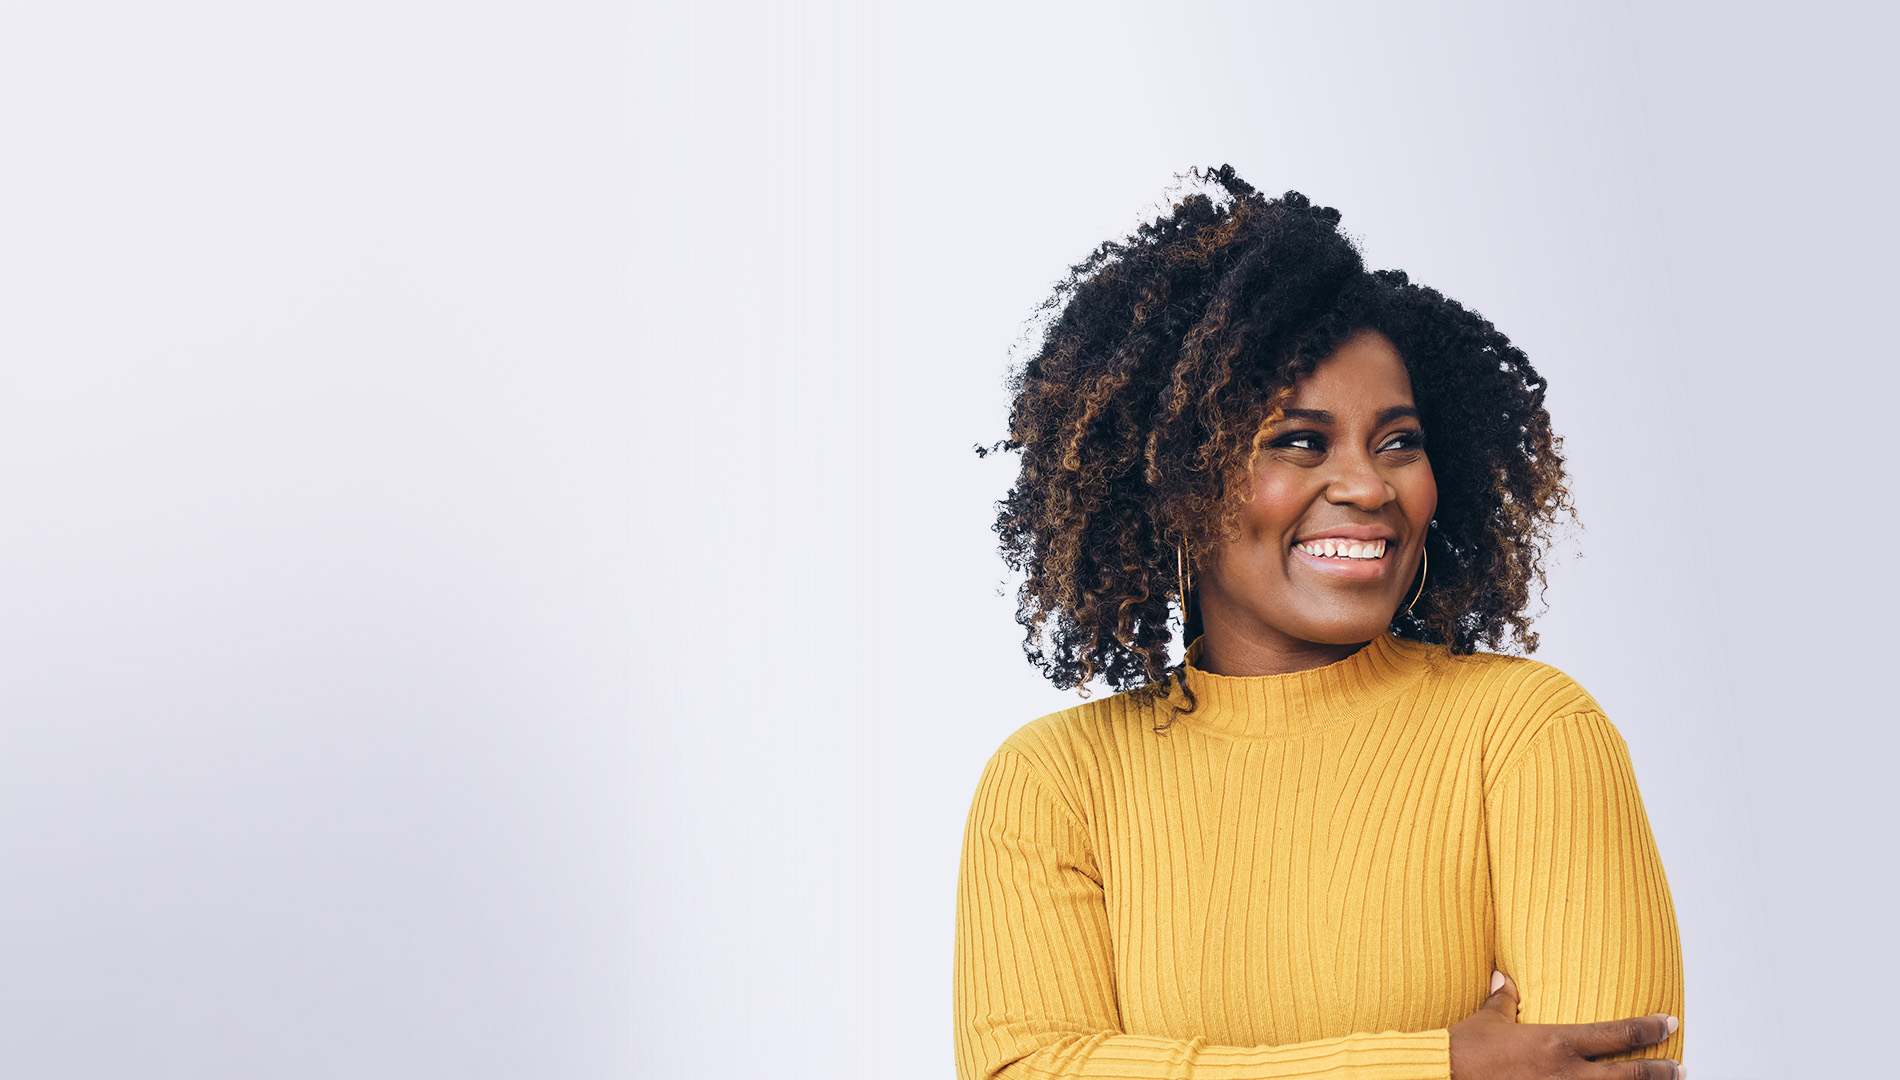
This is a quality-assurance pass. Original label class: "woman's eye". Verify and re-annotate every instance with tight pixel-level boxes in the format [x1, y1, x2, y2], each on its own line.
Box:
[1274, 433, 1325, 452]
[1381, 430, 1426, 452]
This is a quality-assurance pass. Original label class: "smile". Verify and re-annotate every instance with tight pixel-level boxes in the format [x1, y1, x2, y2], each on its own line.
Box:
[1293, 538, 1387, 560]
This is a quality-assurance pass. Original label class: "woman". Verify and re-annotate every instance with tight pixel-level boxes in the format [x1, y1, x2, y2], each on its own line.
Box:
[954, 168, 1685, 1080]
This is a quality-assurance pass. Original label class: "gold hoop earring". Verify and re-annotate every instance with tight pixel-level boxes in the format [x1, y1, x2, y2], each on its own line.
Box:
[1176, 544, 1192, 626]
[1403, 545, 1428, 615]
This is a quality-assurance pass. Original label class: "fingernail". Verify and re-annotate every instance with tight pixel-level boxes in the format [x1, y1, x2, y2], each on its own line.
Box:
[1489, 970, 1505, 993]
[1664, 1014, 1678, 1035]
[1677, 1065, 1687, 1080]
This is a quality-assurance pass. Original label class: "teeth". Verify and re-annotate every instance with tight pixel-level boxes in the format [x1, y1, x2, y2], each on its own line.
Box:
[1296, 538, 1387, 560]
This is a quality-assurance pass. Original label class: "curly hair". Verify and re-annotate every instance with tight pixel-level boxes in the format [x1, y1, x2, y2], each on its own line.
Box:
[987, 166, 1573, 703]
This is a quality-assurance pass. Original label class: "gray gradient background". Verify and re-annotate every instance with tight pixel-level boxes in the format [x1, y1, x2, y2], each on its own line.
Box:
[1, 1, 1891, 1077]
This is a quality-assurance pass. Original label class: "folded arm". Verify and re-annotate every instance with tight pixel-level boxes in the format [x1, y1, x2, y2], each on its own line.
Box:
[1485, 710, 1686, 1066]
[953, 747, 1454, 1080]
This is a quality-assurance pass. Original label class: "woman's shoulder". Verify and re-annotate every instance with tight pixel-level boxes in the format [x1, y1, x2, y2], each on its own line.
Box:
[1408, 640, 1603, 712]
[973, 690, 1153, 813]
[1404, 641, 1615, 785]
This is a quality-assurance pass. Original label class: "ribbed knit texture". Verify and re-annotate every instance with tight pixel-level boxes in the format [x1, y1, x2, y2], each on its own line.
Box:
[953, 633, 1684, 1079]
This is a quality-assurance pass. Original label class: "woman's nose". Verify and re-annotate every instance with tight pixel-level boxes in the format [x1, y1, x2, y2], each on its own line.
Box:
[1325, 452, 1394, 509]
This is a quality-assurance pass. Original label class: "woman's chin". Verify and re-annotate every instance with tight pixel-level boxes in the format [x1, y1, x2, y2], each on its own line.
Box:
[1270, 602, 1400, 648]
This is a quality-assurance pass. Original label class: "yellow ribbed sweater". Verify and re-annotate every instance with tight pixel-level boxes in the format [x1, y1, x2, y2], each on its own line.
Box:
[953, 632, 1684, 1079]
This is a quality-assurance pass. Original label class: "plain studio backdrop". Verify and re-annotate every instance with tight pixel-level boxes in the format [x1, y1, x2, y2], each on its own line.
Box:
[0, 1, 1891, 1077]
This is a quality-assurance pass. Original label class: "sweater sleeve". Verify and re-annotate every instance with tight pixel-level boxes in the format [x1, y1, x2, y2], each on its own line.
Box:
[1485, 710, 1686, 1066]
[953, 747, 1452, 1080]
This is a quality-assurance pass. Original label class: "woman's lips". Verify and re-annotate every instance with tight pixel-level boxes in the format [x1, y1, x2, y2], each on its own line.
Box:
[1290, 543, 1393, 581]
[1295, 537, 1387, 560]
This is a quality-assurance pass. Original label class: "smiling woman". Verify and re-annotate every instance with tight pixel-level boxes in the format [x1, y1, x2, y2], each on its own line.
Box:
[1197, 331, 1437, 676]
[955, 169, 1685, 1080]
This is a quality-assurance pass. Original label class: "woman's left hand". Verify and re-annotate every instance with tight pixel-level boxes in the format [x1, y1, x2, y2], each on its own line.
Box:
[1448, 970, 1683, 1080]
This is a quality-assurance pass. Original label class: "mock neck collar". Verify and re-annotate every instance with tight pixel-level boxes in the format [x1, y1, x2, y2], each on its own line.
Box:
[1166, 632, 1430, 738]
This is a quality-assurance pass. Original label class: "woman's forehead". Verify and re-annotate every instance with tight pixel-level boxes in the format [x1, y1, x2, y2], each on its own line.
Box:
[1283, 331, 1417, 413]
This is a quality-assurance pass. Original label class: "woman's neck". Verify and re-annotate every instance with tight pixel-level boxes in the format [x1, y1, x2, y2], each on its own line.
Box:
[1197, 634, 1369, 677]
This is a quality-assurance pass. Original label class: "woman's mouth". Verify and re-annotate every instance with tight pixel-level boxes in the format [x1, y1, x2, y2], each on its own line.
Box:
[1290, 536, 1393, 581]
[1293, 538, 1387, 560]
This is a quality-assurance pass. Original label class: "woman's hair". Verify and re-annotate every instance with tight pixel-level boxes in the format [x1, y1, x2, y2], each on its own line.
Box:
[988, 165, 1573, 698]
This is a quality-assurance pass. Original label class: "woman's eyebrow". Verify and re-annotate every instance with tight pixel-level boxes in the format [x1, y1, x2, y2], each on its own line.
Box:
[1279, 408, 1333, 423]
[1276, 405, 1420, 425]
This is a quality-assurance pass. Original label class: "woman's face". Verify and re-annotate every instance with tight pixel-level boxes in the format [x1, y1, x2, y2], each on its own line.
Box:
[1197, 330, 1437, 670]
